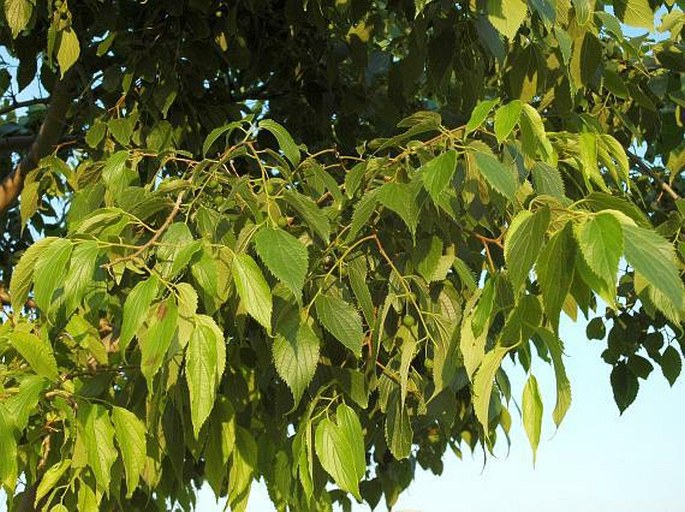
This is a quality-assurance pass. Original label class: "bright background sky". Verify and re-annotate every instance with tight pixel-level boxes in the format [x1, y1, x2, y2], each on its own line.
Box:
[197, 316, 685, 512]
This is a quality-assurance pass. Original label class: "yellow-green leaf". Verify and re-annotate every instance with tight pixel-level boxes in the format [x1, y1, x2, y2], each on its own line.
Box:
[57, 28, 80, 77]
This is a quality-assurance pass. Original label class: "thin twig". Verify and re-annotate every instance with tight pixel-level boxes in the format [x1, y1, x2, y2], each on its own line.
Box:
[0, 97, 50, 117]
[627, 149, 680, 201]
[104, 191, 185, 268]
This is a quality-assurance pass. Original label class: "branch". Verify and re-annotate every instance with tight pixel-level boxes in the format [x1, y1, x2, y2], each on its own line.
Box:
[0, 74, 75, 214]
[0, 135, 36, 152]
[0, 282, 37, 309]
[627, 150, 680, 201]
[0, 97, 50, 117]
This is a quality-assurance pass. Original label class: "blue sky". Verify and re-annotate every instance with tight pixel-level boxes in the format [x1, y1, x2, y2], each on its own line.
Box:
[197, 316, 685, 512]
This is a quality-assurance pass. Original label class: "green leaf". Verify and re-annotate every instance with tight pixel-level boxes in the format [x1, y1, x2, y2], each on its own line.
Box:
[108, 118, 133, 146]
[522, 374, 543, 464]
[20, 171, 40, 228]
[660, 346, 682, 386]
[85, 121, 106, 148]
[348, 255, 375, 328]
[385, 391, 413, 460]
[314, 295, 364, 356]
[283, 189, 330, 243]
[505, 208, 550, 293]
[465, 98, 498, 135]
[259, 119, 301, 167]
[536, 222, 575, 332]
[537, 329, 572, 426]
[531, 162, 565, 198]
[421, 150, 457, 203]
[347, 190, 378, 241]
[273, 315, 321, 406]
[186, 314, 226, 437]
[204, 397, 236, 496]
[4, 0, 32, 38]
[574, 212, 623, 294]
[599, 135, 630, 184]
[228, 427, 258, 512]
[461, 291, 488, 380]
[155, 222, 198, 280]
[573, 0, 594, 25]
[487, 0, 528, 39]
[9, 237, 58, 314]
[412, 236, 443, 283]
[4, 376, 47, 431]
[254, 227, 309, 300]
[577, 132, 606, 190]
[57, 28, 80, 77]
[81, 403, 117, 492]
[610, 362, 639, 414]
[613, 0, 653, 30]
[202, 120, 245, 156]
[494, 100, 523, 143]
[35, 459, 71, 506]
[473, 345, 512, 431]
[140, 297, 178, 388]
[232, 253, 273, 332]
[622, 223, 684, 313]
[8, 332, 59, 382]
[112, 407, 147, 498]
[120, 275, 160, 352]
[471, 150, 518, 201]
[314, 404, 365, 501]
[377, 182, 422, 238]
[0, 404, 17, 492]
[63, 241, 100, 317]
[33, 238, 72, 312]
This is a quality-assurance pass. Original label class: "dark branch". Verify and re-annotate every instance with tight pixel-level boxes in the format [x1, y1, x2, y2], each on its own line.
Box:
[627, 149, 680, 201]
[0, 74, 75, 214]
[0, 97, 50, 117]
[0, 135, 36, 152]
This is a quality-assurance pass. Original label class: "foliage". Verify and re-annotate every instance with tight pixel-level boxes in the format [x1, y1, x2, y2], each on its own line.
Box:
[0, 0, 684, 511]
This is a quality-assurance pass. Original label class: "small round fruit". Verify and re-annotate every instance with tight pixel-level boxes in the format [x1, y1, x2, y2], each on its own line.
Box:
[213, 195, 223, 207]
[265, 181, 277, 194]
[408, 292, 417, 302]
[402, 314, 416, 327]
[277, 217, 288, 228]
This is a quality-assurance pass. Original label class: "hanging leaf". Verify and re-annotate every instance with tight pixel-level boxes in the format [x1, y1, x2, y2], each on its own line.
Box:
[57, 28, 81, 77]
[537, 329, 572, 426]
[487, 0, 528, 39]
[259, 119, 301, 167]
[81, 403, 117, 492]
[378, 182, 422, 238]
[33, 238, 72, 312]
[465, 98, 499, 134]
[5, 0, 32, 38]
[505, 208, 550, 293]
[522, 374, 543, 464]
[112, 407, 147, 498]
[536, 223, 575, 332]
[139, 297, 178, 388]
[613, 0, 654, 31]
[283, 190, 330, 243]
[232, 253, 273, 333]
[9, 237, 59, 314]
[314, 295, 364, 356]
[473, 345, 512, 430]
[610, 362, 639, 414]
[573, 212, 622, 294]
[471, 150, 518, 201]
[421, 150, 458, 203]
[385, 391, 413, 460]
[494, 100, 523, 143]
[254, 227, 309, 300]
[0, 405, 17, 492]
[120, 276, 160, 352]
[8, 332, 59, 382]
[660, 346, 682, 386]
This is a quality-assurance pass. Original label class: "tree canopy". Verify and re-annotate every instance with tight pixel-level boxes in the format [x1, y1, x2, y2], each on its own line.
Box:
[0, 0, 684, 510]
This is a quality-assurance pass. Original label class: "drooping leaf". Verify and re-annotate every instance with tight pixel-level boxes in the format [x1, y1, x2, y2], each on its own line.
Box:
[120, 275, 160, 352]
[81, 403, 117, 492]
[613, 0, 654, 31]
[57, 28, 81, 77]
[314, 295, 364, 356]
[531, 162, 565, 198]
[186, 314, 226, 437]
[622, 223, 684, 313]
[660, 346, 682, 386]
[573, 212, 622, 294]
[140, 297, 178, 388]
[494, 100, 523, 143]
[314, 404, 365, 501]
[228, 427, 258, 512]
[33, 238, 72, 312]
[232, 253, 273, 333]
[273, 315, 321, 406]
[377, 182, 422, 238]
[610, 362, 639, 414]
[522, 374, 543, 464]
[259, 119, 301, 167]
[283, 189, 330, 243]
[112, 407, 147, 498]
[385, 391, 413, 460]
[348, 255, 375, 327]
[461, 291, 488, 380]
[254, 227, 309, 300]
[473, 345, 512, 430]
[487, 0, 528, 39]
[0, 404, 17, 492]
[505, 208, 550, 293]
[35, 459, 71, 506]
[465, 98, 499, 134]
[4, 376, 47, 431]
[8, 332, 59, 382]
[5, 0, 32, 38]
[62, 240, 100, 316]
[536, 222, 575, 332]
[471, 150, 518, 201]
[9, 237, 58, 314]
[421, 150, 458, 203]
[204, 397, 237, 496]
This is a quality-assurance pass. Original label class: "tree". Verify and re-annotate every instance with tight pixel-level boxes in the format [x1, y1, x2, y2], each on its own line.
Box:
[0, 0, 683, 510]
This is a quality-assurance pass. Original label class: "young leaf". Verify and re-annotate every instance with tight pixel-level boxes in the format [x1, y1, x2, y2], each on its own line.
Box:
[5, 0, 32, 38]
[273, 315, 320, 406]
[112, 407, 147, 498]
[471, 150, 518, 201]
[283, 189, 330, 243]
[314, 295, 364, 356]
[505, 208, 550, 293]
[8, 332, 59, 382]
[574, 212, 622, 294]
[622, 223, 684, 313]
[232, 253, 273, 333]
[57, 28, 80, 77]
[314, 404, 365, 501]
[9, 237, 58, 314]
[81, 403, 117, 492]
[421, 150, 457, 203]
[259, 119, 301, 167]
[120, 275, 160, 352]
[4, 376, 47, 431]
[522, 374, 543, 464]
[494, 100, 523, 143]
[33, 238, 72, 312]
[254, 227, 309, 300]
[186, 315, 226, 437]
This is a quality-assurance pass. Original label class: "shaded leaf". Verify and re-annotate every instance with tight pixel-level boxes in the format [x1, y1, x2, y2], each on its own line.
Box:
[505, 208, 550, 292]
[314, 295, 364, 356]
